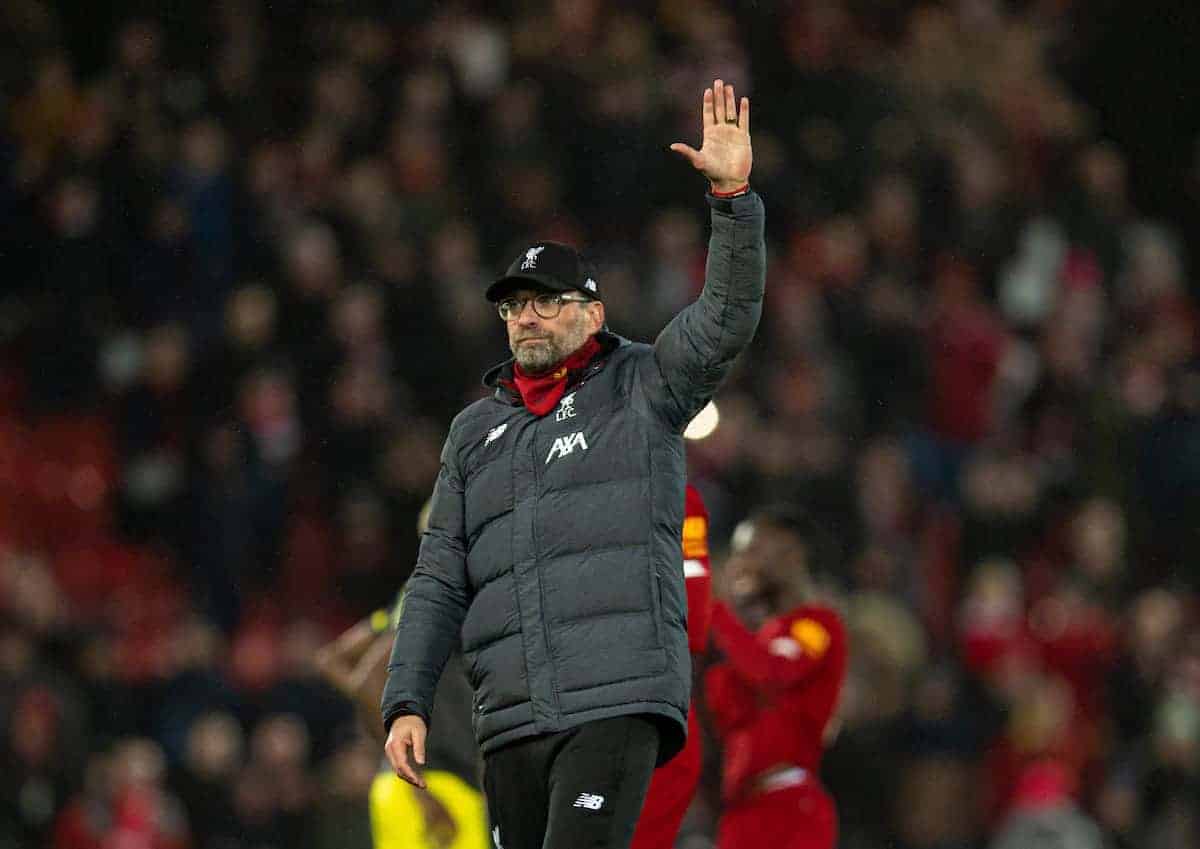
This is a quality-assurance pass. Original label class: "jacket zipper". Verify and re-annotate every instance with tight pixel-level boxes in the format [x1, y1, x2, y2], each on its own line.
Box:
[529, 414, 562, 720]
[512, 363, 604, 722]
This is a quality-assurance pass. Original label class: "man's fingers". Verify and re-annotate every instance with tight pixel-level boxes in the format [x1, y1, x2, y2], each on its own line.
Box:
[713, 79, 726, 123]
[725, 83, 737, 125]
[739, 96, 750, 133]
[669, 143, 703, 170]
[388, 736, 427, 788]
[397, 750, 426, 788]
[703, 86, 715, 126]
[412, 725, 427, 765]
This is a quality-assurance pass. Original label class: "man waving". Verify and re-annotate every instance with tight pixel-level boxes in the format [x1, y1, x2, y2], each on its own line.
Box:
[381, 79, 765, 849]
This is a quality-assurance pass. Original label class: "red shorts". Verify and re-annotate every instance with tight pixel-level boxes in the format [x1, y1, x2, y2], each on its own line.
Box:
[716, 772, 837, 849]
[631, 709, 702, 849]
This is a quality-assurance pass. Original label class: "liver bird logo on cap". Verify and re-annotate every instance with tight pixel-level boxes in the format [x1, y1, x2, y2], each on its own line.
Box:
[520, 245, 546, 270]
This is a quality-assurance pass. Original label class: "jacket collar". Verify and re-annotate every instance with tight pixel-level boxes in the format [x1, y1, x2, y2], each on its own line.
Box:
[483, 330, 625, 404]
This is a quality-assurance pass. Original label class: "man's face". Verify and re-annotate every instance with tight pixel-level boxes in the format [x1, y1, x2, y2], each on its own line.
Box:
[504, 288, 604, 375]
[726, 520, 808, 610]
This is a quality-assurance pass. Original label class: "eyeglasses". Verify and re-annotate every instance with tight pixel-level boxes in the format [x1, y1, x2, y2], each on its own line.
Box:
[497, 293, 593, 321]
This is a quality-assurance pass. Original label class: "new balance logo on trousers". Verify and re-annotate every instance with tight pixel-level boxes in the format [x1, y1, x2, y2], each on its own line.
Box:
[482, 715, 660, 849]
[572, 793, 605, 810]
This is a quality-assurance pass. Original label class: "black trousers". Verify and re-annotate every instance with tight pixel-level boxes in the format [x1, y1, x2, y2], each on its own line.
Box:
[483, 715, 660, 849]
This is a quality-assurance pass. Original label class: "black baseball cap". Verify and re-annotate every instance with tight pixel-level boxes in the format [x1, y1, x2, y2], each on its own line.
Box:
[486, 241, 602, 302]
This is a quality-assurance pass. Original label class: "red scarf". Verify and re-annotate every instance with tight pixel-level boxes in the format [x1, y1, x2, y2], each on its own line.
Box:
[504, 336, 602, 416]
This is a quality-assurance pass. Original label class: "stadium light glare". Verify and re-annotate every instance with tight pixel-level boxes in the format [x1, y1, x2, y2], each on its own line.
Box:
[684, 400, 719, 441]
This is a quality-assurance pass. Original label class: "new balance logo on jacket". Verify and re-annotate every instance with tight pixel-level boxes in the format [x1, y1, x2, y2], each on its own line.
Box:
[545, 430, 588, 464]
[572, 793, 605, 810]
[484, 423, 508, 446]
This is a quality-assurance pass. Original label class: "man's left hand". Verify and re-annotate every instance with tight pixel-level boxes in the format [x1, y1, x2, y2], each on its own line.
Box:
[670, 78, 752, 193]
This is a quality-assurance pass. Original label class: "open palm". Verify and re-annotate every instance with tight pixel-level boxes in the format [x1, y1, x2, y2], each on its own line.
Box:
[670, 79, 752, 193]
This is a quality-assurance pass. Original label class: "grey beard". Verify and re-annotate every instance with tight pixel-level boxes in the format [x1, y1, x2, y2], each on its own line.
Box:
[511, 318, 591, 375]
[513, 339, 563, 374]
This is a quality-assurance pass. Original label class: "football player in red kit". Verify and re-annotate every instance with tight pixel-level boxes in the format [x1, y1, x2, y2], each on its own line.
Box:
[630, 484, 713, 849]
[704, 505, 848, 849]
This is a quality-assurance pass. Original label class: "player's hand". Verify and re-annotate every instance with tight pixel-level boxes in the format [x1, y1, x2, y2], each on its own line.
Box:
[670, 78, 752, 193]
[416, 786, 459, 849]
[385, 714, 429, 788]
[716, 557, 762, 604]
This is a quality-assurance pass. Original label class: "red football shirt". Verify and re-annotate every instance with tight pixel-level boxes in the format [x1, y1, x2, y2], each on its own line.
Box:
[681, 484, 713, 653]
[631, 484, 712, 849]
[706, 601, 848, 802]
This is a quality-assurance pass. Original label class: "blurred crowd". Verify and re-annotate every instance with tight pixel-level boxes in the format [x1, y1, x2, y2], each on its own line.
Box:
[2, 1, 1199, 848]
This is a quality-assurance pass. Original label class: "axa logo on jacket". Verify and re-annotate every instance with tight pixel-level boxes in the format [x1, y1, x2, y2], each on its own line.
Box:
[545, 430, 588, 464]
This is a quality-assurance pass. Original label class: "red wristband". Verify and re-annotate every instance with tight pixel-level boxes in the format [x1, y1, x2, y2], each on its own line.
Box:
[710, 183, 750, 198]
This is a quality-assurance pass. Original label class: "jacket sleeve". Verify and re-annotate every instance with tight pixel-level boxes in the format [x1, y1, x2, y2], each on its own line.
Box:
[645, 190, 766, 430]
[380, 424, 471, 730]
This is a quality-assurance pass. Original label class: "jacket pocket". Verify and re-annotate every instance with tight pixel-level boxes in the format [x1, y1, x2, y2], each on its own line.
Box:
[550, 615, 665, 693]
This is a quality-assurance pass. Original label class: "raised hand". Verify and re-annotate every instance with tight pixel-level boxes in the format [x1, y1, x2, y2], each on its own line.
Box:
[670, 79, 752, 193]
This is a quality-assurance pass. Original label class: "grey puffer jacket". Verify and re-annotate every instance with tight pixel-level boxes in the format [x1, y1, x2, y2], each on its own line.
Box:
[382, 191, 765, 764]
